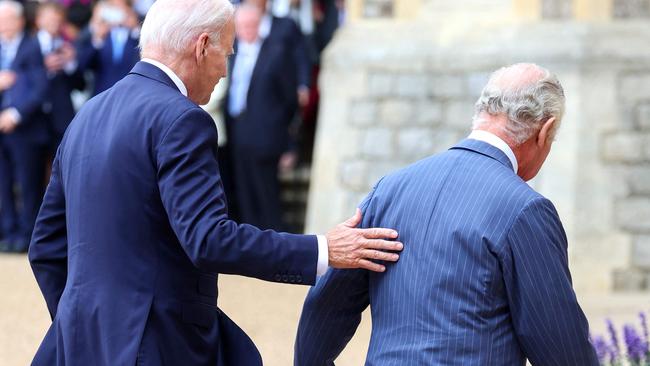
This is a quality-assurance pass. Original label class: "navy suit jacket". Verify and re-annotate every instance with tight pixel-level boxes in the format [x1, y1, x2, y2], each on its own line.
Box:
[0, 36, 48, 144]
[29, 61, 318, 366]
[77, 29, 140, 96]
[266, 16, 311, 89]
[41, 65, 85, 141]
[224, 37, 298, 158]
[295, 139, 598, 365]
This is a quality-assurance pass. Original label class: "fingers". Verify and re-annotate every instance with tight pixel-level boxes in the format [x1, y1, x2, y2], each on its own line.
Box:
[343, 208, 362, 228]
[359, 227, 399, 240]
[357, 259, 386, 273]
[363, 238, 403, 252]
[362, 249, 399, 262]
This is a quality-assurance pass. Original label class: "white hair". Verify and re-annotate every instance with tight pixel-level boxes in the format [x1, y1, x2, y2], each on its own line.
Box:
[0, 0, 24, 17]
[472, 63, 565, 145]
[139, 0, 234, 55]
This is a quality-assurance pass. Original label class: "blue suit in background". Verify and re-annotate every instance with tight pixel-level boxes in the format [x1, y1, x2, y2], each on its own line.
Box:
[29, 61, 319, 366]
[77, 27, 140, 96]
[295, 139, 598, 365]
[0, 35, 48, 250]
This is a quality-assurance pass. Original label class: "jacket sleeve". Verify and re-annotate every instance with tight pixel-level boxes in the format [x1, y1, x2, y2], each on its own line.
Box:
[499, 197, 599, 366]
[28, 149, 68, 319]
[294, 184, 380, 365]
[155, 107, 318, 284]
[12, 41, 48, 120]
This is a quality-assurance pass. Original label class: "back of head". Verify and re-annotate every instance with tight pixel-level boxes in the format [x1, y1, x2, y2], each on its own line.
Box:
[139, 0, 234, 56]
[0, 0, 24, 40]
[473, 63, 565, 145]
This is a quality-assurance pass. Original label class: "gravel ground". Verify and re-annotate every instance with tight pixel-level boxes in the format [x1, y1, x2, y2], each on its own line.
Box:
[1, 254, 647, 365]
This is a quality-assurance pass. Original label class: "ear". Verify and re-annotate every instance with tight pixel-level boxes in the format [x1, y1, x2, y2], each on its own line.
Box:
[537, 117, 556, 148]
[195, 32, 210, 63]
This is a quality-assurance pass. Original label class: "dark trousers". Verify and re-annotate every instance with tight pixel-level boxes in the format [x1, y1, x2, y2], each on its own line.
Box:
[232, 150, 284, 231]
[0, 137, 46, 247]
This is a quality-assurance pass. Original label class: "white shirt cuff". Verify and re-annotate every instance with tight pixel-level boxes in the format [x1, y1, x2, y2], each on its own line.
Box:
[316, 234, 328, 276]
[7, 108, 21, 124]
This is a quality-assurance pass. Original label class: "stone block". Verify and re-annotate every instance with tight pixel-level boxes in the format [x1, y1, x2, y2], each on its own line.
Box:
[379, 99, 414, 125]
[398, 128, 436, 159]
[339, 160, 369, 190]
[430, 75, 467, 99]
[361, 127, 394, 158]
[366, 162, 404, 188]
[368, 73, 394, 97]
[620, 73, 650, 103]
[632, 235, 650, 270]
[602, 133, 646, 163]
[628, 166, 650, 195]
[466, 72, 490, 98]
[349, 100, 377, 127]
[615, 198, 650, 233]
[415, 100, 443, 126]
[637, 104, 650, 130]
[613, 269, 646, 291]
[396, 74, 429, 98]
[443, 100, 475, 132]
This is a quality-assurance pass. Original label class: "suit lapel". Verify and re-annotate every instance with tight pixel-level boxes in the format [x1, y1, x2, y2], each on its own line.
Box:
[9, 36, 28, 70]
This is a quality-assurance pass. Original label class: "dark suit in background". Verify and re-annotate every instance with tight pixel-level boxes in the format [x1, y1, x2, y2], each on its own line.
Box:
[37, 32, 85, 150]
[295, 139, 598, 365]
[29, 61, 319, 365]
[0, 35, 48, 251]
[77, 27, 140, 96]
[224, 36, 298, 230]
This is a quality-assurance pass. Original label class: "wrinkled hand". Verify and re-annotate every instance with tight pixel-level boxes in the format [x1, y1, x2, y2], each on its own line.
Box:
[0, 71, 16, 91]
[278, 151, 297, 174]
[297, 87, 310, 108]
[326, 208, 403, 272]
[45, 53, 66, 73]
[0, 110, 18, 134]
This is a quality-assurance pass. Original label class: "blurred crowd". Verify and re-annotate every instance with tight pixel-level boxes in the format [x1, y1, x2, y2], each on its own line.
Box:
[0, 0, 344, 253]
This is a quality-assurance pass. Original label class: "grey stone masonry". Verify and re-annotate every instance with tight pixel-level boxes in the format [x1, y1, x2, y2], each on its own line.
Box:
[639, 104, 650, 130]
[542, 0, 573, 19]
[349, 99, 377, 127]
[615, 198, 650, 233]
[361, 127, 394, 158]
[613, 269, 647, 291]
[632, 235, 650, 270]
[627, 166, 650, 195]
[613, 0, 650, 18]
[602, 133, 649, 163]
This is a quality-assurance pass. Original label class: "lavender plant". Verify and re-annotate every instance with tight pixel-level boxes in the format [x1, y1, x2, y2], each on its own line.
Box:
[593, 313, 650, 366]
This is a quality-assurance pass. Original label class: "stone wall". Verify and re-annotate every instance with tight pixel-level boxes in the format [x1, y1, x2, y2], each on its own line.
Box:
[306, 16, 650, 293]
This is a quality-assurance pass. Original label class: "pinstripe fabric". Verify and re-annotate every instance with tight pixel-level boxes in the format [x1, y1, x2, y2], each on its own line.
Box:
[295, 139, 598, 366]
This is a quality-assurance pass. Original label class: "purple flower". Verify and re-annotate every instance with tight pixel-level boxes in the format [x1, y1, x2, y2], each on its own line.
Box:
[623, 324, 645, 364]
[591, 334, 609, 363]
[607, 319, 621, 360]
[640, 312, 649, 355]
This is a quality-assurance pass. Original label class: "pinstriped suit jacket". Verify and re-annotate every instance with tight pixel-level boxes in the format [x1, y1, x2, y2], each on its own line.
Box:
[295, 139, 598, 365]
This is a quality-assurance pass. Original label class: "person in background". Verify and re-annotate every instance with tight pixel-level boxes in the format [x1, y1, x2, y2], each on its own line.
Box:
[0, 0, 48, 253]
[224, 3, 299, 230]
[77, 0, 140, 96]
[36, 1, 85, 152]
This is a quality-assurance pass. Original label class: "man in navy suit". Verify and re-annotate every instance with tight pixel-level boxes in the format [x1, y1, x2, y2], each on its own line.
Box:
[28, 0, 403, 365]
[295, 64, 599, 365]
[77, 0, 140, 96]
[0, 0, 48, 252]
[224, 4, 300, 230]
[35, 2, 85, 150]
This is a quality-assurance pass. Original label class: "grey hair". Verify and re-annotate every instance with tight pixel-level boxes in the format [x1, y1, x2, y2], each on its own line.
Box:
[139, 0, 234, 55]
[0, 0, 24, 17]
[472, 64, 565, 145]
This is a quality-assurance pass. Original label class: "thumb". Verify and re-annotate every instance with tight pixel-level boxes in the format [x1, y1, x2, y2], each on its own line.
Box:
[343, 208, 362, 228]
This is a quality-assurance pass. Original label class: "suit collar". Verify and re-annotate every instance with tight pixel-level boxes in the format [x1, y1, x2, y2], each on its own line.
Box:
[128, 61, 181, 94]
[450, 139, 516, 172]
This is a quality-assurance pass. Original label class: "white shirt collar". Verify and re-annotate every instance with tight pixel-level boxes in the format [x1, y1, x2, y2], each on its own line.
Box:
[259, 14, 272, 39]
[468, 130, 518, 173]
[141, 58, 188, 97]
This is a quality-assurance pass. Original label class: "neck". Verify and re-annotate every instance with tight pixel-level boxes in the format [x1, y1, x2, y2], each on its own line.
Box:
[473, 114, 533, 180]
[142, 49, 200, 104]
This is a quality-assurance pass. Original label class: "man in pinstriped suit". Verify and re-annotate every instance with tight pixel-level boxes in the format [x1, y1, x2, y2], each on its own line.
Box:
[294, 63, 599, 365]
